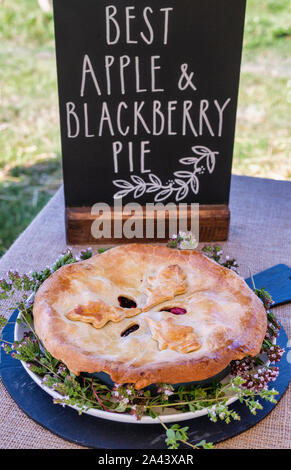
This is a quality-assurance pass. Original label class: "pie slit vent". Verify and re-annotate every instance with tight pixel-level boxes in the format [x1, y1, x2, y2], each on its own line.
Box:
[118, 296, 137, 309]
[160, 306, 187, 315]
[33, 243, 268, 389]
[121, 323, 140, 337]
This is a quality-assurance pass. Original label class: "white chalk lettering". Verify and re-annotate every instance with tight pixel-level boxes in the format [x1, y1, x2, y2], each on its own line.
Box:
[104, 55, 114, 95]
[66, 102, 80, 138]
[135, 57, 147, 93]
[125, 7, 138, 44]
[80, 55, 101, 97]
[120, 55, 130, 95]
[153, 100, 165, 135]
[214, 98, 231, 136]
[98, 102, 114, 136]
[199, 100, 214, 136]
[160, 8, 174, 45]
[134, 101, 151, 135]
[140, 141, 151, 173]
[117, 102, 129, 136]
[151, 56, 164, 92]
[140, 7, 154, 44]
[84, 103, 94, 137]
[105, 5, 120, 45]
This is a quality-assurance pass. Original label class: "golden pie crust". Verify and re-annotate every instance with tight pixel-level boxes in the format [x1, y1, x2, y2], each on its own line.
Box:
[33, 244, 267, 389]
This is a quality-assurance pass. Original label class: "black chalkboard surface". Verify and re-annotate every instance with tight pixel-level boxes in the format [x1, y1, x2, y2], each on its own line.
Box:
[53, 0, 246, 209]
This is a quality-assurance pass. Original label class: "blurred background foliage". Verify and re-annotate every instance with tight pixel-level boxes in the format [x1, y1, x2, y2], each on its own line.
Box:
[0, 0, 290, 257]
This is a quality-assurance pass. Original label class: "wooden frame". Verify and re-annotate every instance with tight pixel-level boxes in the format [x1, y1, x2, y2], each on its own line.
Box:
[66, 204, 230, 244]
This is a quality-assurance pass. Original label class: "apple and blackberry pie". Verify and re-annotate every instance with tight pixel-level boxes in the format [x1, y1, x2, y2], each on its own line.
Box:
[33, 244, 267, 389]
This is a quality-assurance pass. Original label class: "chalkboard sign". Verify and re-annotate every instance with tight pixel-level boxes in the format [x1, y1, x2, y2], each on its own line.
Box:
[53, 0, 246, 243]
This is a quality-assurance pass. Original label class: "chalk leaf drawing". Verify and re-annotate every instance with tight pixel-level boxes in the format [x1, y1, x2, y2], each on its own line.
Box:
[113, 145, 219, 203]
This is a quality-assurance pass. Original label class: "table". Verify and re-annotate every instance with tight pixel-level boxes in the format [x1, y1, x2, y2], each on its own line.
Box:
[0, 174, 290, 449]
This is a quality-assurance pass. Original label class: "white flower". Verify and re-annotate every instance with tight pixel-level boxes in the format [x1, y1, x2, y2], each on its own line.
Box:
[179, 231, 187, 238]
[176, 231, 198, 250]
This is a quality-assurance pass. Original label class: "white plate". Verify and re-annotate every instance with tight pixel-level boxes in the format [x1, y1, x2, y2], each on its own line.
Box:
[15, 298, 271, 424]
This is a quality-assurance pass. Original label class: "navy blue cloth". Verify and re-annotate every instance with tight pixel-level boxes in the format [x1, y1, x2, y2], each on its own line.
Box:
[245, 264, 291, 307]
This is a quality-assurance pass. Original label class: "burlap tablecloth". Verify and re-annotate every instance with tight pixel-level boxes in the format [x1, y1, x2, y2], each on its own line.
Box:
[0, 174, 290, 449]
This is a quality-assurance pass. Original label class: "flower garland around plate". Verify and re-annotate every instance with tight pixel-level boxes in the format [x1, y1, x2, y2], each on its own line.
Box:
[0, 234, 284, 450]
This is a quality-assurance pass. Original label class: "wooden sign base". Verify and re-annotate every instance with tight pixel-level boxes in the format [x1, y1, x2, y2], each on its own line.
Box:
[66, 204, 230, 245]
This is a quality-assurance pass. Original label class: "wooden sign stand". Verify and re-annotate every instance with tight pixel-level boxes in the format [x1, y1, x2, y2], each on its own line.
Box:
[66, 204, 230, 244]
[53, 0, 245, 245]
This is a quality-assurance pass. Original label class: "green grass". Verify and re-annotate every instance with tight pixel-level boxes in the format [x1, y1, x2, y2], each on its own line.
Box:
[0, 0, 55, 47]
[232, 0, 291, 180]
[0, 0, 60, 256]
[0, 0, 290, 257]
[243, 0, 291, 57]
[234, 73, 291, 179]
